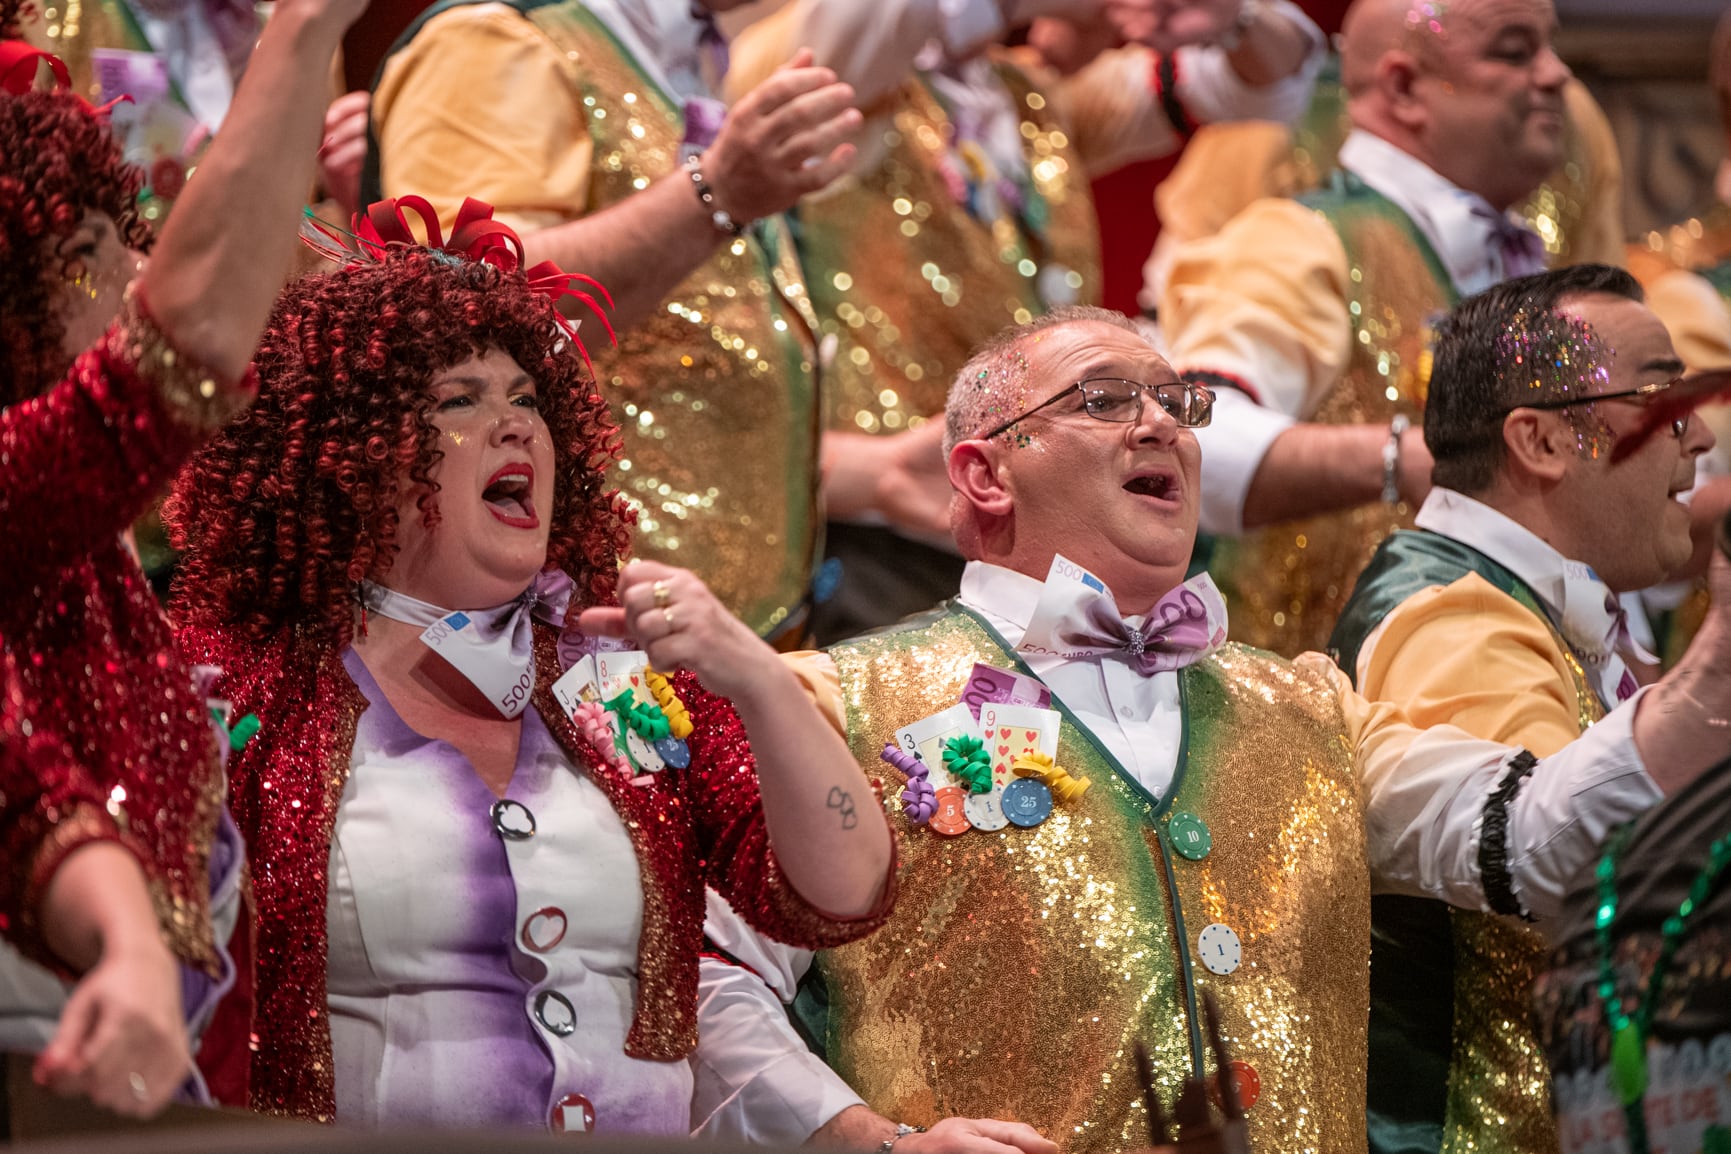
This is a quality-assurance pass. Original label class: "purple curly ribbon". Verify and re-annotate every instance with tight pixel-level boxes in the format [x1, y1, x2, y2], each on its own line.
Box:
[880, 743, 936, 824]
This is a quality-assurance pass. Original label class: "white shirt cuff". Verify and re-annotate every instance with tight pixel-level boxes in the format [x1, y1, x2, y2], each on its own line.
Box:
[1170, 0, 1325, 127]
[1193, 386, 1293, 535]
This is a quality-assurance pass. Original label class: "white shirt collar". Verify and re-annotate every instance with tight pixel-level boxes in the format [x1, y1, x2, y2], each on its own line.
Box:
[1336, 129, 1531, 297]
[580, 0, 712, 102]
[956, 559, 1045, 647]
[1413, 488, 1657, 672]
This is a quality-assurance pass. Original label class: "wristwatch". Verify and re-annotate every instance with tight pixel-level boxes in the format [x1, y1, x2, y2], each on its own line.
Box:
[879, 1123, 927, 1154]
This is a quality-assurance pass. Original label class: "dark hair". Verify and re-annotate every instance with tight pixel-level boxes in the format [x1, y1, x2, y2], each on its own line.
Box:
[1424, 263, 1644, 494]
[166, 249, 633, 643]
[0, 88, 150, 406]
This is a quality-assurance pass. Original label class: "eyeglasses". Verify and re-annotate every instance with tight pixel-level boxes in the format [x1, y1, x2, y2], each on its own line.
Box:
[1507, 378, 1690, 437]
[1505, 379, 1677, 413]
[975, 378, 1215, 443]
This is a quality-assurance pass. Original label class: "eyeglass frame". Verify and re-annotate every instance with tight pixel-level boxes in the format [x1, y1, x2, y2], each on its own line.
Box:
[973, 377, 1217, 444]
[1501, 377, 1691, 437]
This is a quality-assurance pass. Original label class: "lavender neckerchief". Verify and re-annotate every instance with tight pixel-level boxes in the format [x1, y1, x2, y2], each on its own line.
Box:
[681, 1, 729, 148]
[358, 568, 575, 718]
[1016, 557, 1230, 677]
[1471, 203, 1549, 280]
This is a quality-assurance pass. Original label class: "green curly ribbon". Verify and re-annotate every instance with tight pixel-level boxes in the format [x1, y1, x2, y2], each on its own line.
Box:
[941, 734, 993, 794]
[604, 690, 672, 742]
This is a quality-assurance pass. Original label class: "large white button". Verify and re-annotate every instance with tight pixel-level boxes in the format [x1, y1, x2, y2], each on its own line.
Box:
[1196, 923, 1242, 975]
[534, 990, 577, 1036]
[491, 798, 536, 840]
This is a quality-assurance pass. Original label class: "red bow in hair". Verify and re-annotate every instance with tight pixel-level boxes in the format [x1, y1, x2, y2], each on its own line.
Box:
[302, 195, 617, 373]
[0, 40, 67, 93]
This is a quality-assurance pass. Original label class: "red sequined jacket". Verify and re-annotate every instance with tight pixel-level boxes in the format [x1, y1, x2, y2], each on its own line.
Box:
[0, 303, 248, 973]
[178, 623, 896, 1122]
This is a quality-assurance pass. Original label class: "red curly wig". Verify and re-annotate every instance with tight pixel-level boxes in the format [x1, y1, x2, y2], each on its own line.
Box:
[165, 248, 634, 643]
[0, 86, 150, 406]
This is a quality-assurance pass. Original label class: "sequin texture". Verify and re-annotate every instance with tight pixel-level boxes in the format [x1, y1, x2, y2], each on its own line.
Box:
[180, 623, 892, 1121]
[0, 299, 247, 974]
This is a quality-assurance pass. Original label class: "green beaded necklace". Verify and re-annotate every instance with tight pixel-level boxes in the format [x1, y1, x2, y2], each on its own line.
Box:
[1594, 821, 1731, 1154]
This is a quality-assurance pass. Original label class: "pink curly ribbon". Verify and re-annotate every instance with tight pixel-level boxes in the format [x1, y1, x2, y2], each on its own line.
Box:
[574, 701, 628, 773]
[880, 743, 936, 824]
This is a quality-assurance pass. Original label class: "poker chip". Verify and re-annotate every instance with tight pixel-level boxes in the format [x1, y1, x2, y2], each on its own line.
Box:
[964, 789, 1008, 832]
[929, 786, 970, 836]
[1001, 777, 1053, 828]
[1167, 811, 1212, 860]
[653, 736, 691, 769]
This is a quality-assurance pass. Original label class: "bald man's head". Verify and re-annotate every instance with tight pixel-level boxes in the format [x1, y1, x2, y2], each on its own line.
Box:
[1339, 0, 1569, 211]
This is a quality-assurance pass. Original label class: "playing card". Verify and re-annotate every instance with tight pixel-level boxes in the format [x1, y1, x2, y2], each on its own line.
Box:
[597, 649, 649, 702]
[894, 704, 980, 791]
[980, 703, 1061, 786]
[550, 656, 601, 721]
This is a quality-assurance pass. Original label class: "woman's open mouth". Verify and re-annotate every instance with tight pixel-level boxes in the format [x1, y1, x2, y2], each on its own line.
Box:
[483, 464, 539, 529]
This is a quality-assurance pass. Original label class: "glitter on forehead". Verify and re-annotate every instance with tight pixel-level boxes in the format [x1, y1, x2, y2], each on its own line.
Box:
[1405, 0, 1448, 38]
[945, 346, 1037, 452]
[1494, 303, 1618, 458]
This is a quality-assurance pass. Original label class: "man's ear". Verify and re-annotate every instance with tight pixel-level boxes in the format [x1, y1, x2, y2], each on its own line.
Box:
[1378, 50, 1429, 132]
[949, 439, 1015, 519]
[1501, 409, 1572, 485]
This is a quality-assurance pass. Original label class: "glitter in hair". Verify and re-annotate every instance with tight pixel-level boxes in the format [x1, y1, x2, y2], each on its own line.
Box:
[1493, 304, 1617, 458]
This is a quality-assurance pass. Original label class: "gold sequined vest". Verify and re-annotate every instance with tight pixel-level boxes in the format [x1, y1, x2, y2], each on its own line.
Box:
[1206, 176, 1456, 657]
[1329, 529, 1606, 1154]
[797, 54, 1101, 435]
[372, 1, 824, 636]
[816, 607, 1369, 1154]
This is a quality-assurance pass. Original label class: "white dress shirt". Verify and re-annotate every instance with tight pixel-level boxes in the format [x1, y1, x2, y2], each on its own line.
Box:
[1366, 488, 1657, 706]
[688, 559, 1667, 1143]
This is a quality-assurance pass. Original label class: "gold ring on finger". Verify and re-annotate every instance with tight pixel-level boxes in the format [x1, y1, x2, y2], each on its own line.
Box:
[652, 580, 672, 609]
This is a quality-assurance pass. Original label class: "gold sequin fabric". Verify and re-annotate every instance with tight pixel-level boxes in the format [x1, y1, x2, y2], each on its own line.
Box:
[0, 318, 233, 975]
[529, 4, 822, 635]
[179, 622, 888, 1121]
[799, 54, 1101, 435]
[1437, 635, 1603, 1154]
[822, 610, 1369, 1154]
[1210, 185, 1454, 657]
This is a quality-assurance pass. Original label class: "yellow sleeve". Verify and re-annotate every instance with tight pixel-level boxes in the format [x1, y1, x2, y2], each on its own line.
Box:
[726, 0, 938, 112]
[1354, 574, 1586, 758]
[1160, 196, 1353, 418]
[1153, 121, 1297, 248]
[1642, 266, 1731, 372]
[1050, 46, 1183, 177]
[372, 3, 594, 236]
[1556, 79, 1625, 270]
[779, 651, 847, 738]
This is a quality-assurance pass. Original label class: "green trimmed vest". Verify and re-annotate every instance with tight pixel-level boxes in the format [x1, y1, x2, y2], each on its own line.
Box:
[814, 606, 1370, 1154]
[1328, 530, 1607, 1154]
[1207, 175, 1457, 658]
[796, 54, 1102, 436]
[366, 1, 823, 636]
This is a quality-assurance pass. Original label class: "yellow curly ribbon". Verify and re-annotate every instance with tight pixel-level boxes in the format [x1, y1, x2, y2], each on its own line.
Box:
[1011, 749, 1091, 805]
[644, 668, 694, 739]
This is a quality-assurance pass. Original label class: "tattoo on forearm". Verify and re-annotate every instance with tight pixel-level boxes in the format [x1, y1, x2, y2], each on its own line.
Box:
[826, 786, 859, 830]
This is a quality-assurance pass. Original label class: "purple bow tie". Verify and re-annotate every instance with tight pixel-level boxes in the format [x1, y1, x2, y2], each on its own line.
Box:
[1018, 560, 1229, 677]
[1474, 205, 1549, 280]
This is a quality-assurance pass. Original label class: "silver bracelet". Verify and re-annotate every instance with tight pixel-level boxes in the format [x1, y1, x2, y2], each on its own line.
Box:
[1382, 413, 1411, 505]
[684, 155, 743, 237]
[879, 1123, 927, 1154]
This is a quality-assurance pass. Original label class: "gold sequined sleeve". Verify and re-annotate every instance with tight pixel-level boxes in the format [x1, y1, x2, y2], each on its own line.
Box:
[1558, 79, 1625, 270]
[1354, 574, 1586, 758]
[372, 2, 596, 235]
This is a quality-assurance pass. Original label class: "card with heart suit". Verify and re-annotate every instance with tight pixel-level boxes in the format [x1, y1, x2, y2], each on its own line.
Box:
[980, 703, 1061, 786]
[894, 703, 980, 791]
[597, 650, 650, 703]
